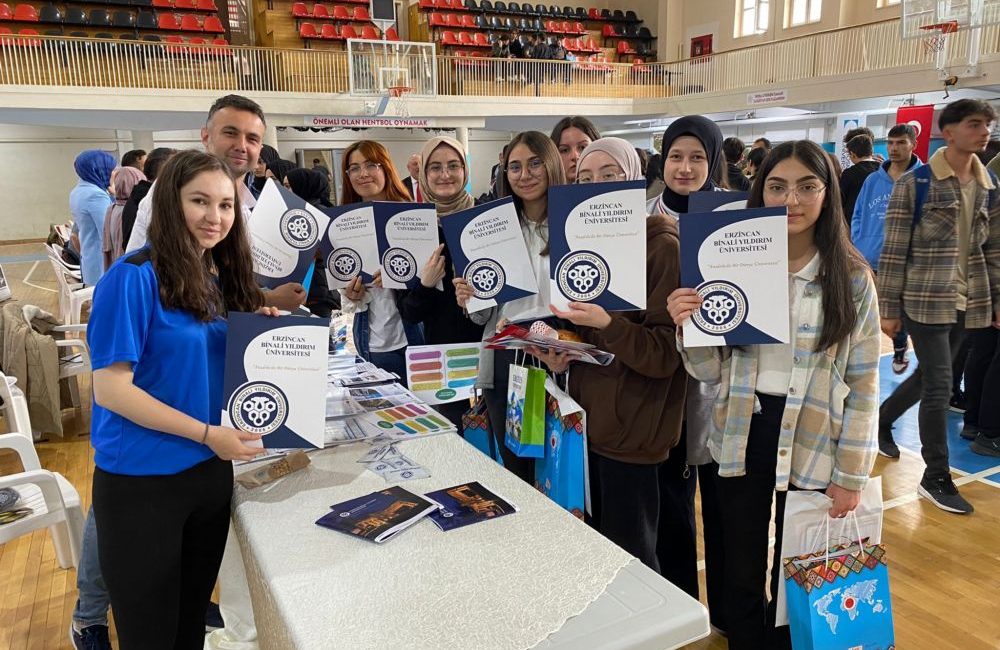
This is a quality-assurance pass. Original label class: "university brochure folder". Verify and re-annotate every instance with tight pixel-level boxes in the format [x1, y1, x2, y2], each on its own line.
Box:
[316, 486, 439, 544]
[425, 482, 518, 531]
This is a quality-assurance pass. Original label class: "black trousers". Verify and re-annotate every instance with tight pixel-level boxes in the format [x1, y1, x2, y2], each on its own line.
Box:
[716, 393, 795, 650]
[586, 451, 660, 571]
[93, 456, 233, 650]
[698, 461, 727, 632]
[655, 427, 698, 600]
[964, 327, 1000, 437]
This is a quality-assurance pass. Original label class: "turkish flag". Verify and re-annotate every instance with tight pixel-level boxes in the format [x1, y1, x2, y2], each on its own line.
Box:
[896, 104, 935, 162]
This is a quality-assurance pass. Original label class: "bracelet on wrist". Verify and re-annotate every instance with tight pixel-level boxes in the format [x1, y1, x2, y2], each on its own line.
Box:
[201, 422, 210, 445]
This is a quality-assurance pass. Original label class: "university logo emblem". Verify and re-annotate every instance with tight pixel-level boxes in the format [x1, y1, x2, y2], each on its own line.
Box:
[692, 281, 748, 335]
[464, 258, 505, 299]
[556, 250, 610, 302]
[328, 247, 362, 282]
[279, 208, 319, 249]
[383, 247, 417, 283]
[227, 381, 288, 435]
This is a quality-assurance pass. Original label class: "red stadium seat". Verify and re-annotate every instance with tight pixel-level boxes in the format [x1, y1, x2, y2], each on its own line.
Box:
[418, 0, 434, 8]
[16, 26, 40, 44]
[321, 22, 338, 38]
[584, 37, 598, 51]
[546, 19, 561, 33]
[572, 21, 584, 34]
[588, 7, 599, 20]
[157, 12, 182, 29]
[12, 4, 38, 21]
[311, 3, 329, 18]
[196, 0, 217, 10]
[441, 30, 458, 46]
[0, 3, 12, 20]
[332, 5, 349, 19]
[174, 0, 197, 11]
[179, 13, 202, 30]
[458, 31, 473, 45]
[385, 26, 399, 40]
[340, 24, 357, 38]
[353, 5, 369, 20]
[445, 12, 461, 27]
[299, 21, 319, 38]
[460, 13, 475, 27]
[292, 2, 309, 17]
[360, 24, 378, 39]
[473, 31, 489, 47]
[616, 39, 635, 55]
[429, 12, 446, 27]
[203, 15, 224, 32]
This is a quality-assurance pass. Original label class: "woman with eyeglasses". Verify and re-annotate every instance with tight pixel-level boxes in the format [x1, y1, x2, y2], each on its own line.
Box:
[454, 131, 567, 484]
[397, 135, 485, 426]
[339, 141, 423, 381]
[550, 116, 601, 183]
[525, 137, 687, 571]
[667, 140, 879, 650]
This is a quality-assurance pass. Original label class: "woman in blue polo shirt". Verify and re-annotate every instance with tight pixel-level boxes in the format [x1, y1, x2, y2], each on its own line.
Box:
[88, 150, 269, 649]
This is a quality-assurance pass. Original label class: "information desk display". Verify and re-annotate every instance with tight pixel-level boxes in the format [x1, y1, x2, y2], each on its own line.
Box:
[232, 433, 709, 649]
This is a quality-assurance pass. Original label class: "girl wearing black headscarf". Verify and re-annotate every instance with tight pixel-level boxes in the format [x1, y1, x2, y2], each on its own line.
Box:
[647, 115, 728, 635]
[281, 167, 339, 317]
[265, 159, 297, 186]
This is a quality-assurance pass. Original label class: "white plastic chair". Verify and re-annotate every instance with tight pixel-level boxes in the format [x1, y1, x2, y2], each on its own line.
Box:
[44, 245, 93, 326]
[0, 431, 84, 569]
[0, 372, 32, 435]
[20, 309, 90, 409]
[49, 243, 82, 280]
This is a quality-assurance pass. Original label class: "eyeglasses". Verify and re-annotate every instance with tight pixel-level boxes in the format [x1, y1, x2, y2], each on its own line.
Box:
[506, 157, 545, 178]
[763, 182, 826, 204]
[347, 161, 382, 177]
[577, 167, 626, 184]
[426, 162, 464, 177]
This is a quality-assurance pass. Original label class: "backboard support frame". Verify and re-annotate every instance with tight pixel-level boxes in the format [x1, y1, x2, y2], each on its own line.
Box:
[902, 0, 995, 80]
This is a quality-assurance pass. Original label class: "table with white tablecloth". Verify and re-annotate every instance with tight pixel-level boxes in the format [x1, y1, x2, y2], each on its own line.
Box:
[231, 433, 710, 650]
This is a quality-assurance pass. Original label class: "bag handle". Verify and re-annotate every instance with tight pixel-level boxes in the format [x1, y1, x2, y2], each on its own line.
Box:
[823, 510, 865, 571]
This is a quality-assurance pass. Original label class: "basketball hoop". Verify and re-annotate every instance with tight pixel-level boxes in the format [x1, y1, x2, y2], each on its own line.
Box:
[386, 85, 412, 117]
[920, 20, 959, 55]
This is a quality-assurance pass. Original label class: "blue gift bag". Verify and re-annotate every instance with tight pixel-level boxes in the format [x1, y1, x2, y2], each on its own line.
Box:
[784, 519, 895, 650]
[461, 395, 503, 465]
[534, 377, 588, 519]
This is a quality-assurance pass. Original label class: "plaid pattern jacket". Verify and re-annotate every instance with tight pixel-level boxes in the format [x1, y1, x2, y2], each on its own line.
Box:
[876, 148, 1000, 328]
[678, 268, 881, 492]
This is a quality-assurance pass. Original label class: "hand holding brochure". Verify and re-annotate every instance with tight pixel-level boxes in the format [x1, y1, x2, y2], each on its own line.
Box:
[222, 312, 329, 449]
[547, 180, 647, 311]
[316, 486, 439, 544]
[440, 197, 539, 314]
[485, 323, 615, 366]
[248, 180, 331, 289]
[679, 207, 789, 347]
[425, 482, 518, 531]
[373, 201, 441, 290]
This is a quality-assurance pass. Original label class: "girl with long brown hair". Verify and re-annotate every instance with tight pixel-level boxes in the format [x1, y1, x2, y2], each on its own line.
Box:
[668, 140, 879, 649]
[87, 150, 272, 649]
[454, 131, 566, 483]
[339, 140, 423, 379]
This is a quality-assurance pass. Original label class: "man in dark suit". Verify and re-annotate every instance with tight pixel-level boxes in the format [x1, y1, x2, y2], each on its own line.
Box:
[402, 153, 421, 200]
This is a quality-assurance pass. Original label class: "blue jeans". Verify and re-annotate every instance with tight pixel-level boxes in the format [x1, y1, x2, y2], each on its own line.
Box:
[73, 506, 110, 628]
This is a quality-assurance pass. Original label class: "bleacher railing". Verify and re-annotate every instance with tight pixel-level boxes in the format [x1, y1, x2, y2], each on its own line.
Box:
[2, 19, 999, 97]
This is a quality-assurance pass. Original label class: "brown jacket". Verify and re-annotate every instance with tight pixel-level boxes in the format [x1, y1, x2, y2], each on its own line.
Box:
[568, 215, 687, 464]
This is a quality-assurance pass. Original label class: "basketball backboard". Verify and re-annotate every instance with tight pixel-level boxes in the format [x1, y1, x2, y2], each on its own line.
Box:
[902, 0, 1000, 39]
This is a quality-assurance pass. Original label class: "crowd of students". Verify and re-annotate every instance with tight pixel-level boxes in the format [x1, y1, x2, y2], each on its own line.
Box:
[68, 94, 1000, 649]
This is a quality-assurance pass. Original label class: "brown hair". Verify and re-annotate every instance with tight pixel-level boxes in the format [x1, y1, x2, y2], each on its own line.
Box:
[748, 140, 869, 352]
[148, 150, 263, 321]
[499, 130, 566, 255]
[339, 140, 411, 205]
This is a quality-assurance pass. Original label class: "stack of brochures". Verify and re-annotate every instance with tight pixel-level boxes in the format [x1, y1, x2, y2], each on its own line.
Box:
[316, 486, 439, 543]
[485, 324, 615, 366]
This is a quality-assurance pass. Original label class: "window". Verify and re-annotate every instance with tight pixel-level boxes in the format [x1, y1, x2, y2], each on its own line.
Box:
[736, 0, 769, 37]
[878, 0, 901, 7]
[787, 0, 821, 27]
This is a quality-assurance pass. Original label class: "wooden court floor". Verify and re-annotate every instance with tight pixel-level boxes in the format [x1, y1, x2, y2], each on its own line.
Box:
[1, 242, 999, 649]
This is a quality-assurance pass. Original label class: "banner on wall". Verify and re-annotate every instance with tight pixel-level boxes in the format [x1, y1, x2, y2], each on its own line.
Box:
[834, 113, 865, 170]
[896, 104, 935, 163]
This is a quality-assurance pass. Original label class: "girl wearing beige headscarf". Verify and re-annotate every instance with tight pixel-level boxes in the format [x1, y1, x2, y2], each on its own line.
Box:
[398, 135, 484, 426]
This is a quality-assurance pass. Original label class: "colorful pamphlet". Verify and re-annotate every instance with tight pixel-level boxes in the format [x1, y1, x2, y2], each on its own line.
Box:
[222, 312, 329, 448]
[547, 180, 647, 311]
[485, 323, 614, 366]
[404, 343, 482, 404]
[679, 207, 789, 347]
[361, 402, 457, 439]
[319, 202, 379, 288]
[316, 486, 439, 543]
[372, 201, 440, 290]
[425, 482, 517, 531]
[247, 180, 330, 289]
[440, 197, 539, 314]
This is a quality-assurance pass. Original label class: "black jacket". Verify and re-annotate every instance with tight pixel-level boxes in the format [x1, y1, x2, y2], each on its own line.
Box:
[397, 225, 484, 345]
[726, 163, 750, 191]
[122, 180, 152, 247]
[403, 176, 417, 200]
[840, 159, 880, 226]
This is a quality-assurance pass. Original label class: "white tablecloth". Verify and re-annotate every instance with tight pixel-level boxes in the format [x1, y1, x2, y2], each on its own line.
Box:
[231, 433, 634, 650]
